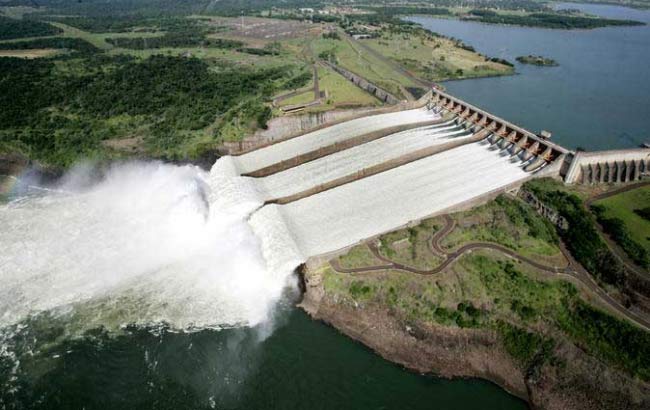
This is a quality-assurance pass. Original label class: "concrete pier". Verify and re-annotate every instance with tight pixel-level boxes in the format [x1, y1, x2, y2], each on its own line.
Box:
[565, 150, 650, 184]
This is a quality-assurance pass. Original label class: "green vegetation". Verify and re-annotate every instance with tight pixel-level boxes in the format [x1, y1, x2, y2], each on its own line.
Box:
[378, 218, 444, 270]
[516, 55, 558, 67]
[525, 179, 627, 288]
[324, 192, 650, 380]
[0, 15, 62, 40]
[465, 10, 644, 29]
[595, 185, 650, 252]
[311, 35, 417, 100]
[337, 244, 384, 269]
[363, 27, 512, 82]
[0, 37, 98, 54]
[592, 204, 649, 269]
[557, 298, 650, 380]
[636, 206, 650, 221]
[323, 251, 650, 380]
[106, 32, 243, 49]
[498, 321, 554, 368]
[315, 65, 380, 109]
[0, 54, 297, 165]
[442, 195, 561, 261]
[33, 15, 198, 33]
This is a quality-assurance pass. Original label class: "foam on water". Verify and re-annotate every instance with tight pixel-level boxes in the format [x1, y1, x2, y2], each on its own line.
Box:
[255, 122, 470, 201]
[265, 142, 531, 258]
[0, 161, 301, 331]
[233, 107, 440, 174]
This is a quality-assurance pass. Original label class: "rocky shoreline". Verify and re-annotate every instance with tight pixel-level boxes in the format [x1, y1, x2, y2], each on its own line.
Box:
[298, 265, 650, 410]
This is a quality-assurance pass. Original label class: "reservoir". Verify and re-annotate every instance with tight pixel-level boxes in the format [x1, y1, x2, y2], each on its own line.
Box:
[408, 3, 650, 151]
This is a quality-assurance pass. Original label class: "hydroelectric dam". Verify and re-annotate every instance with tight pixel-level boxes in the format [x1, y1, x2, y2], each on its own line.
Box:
[221, 88, 649, 270]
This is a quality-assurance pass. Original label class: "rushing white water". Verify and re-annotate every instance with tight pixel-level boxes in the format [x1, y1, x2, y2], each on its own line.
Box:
[0, 110, 529, 333]
[255, 121, 470, 201]
[255, 141, 531, 258]
[0, 161, 301, 330]
[233, 107, 440, 174]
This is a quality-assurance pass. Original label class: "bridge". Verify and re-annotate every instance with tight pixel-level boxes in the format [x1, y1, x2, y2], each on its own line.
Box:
[226, 88, 648, 265]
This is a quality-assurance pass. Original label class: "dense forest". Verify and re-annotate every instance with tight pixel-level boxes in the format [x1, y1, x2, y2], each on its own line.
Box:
[466, 10, 644, 28]
[0, 15, 61, 39]
[0, 37, 98, 53]
[106, 32, 243, 49]
[0, 54, 306, 165]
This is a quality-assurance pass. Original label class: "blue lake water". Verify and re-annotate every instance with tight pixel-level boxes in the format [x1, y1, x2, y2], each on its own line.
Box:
[408, 3, 650, 151]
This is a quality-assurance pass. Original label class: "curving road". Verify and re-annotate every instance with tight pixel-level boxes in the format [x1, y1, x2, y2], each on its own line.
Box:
[330, 213, 650, 330]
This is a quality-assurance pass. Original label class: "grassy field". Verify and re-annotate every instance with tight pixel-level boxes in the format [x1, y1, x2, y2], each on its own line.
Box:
[594, 185, 650, 252]
[312, 65, 379, 110]
[107, 46, 294, 67]
[311, 36, 418, 100]
[364, 31, 512, 81]
[316, 64, 379, 106]
[337, 244, 384, 269]
[278, 90, 316, 107]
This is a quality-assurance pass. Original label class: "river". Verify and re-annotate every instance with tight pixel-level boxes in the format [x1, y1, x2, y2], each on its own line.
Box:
[408, 3, 650, 151]
[0, 162, 526, 410]
[4, 4, 647, 409]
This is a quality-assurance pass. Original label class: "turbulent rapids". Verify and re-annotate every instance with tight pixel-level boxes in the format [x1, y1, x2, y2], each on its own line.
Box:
[0, 104, 550, 334]
[0, 162, 300, 330]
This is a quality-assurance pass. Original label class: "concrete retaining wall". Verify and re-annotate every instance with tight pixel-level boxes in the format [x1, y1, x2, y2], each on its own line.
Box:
[323, 61, 401, 105]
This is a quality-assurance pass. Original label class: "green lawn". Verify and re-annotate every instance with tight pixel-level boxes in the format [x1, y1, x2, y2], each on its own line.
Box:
[595, 185, 650, 252]
[314, 65, 379, 109]
[311, 36, 417, 99]
[278, 90, 315, 107]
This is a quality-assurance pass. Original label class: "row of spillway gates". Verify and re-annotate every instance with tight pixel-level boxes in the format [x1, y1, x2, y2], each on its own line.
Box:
[229, 89, 649, 261]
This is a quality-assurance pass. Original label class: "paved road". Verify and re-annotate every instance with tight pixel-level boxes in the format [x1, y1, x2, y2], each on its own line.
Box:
[330, 213, 650, 330]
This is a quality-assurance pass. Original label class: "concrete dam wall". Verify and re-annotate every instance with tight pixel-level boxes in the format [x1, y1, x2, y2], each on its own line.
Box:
[220, 100, 559, 268]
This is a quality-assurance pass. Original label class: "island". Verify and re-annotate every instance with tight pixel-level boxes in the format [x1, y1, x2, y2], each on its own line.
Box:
[516, 55, 559, 66]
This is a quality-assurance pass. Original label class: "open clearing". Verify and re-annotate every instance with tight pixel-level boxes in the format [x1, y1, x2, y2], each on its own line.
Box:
[364, 31, 512, 81]
[202, 16, 321, 47]
[311, 36, 419, 100]
[316, 64, 379, 108]
[0, 48, 60, 58]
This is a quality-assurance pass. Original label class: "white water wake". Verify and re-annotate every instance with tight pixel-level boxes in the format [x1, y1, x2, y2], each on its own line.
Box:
[0, 161, 302, 330]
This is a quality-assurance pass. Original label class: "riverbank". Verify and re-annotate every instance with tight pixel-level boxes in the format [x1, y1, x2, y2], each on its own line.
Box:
[300, 265, 650, 409]
[298, 191, 650, 410]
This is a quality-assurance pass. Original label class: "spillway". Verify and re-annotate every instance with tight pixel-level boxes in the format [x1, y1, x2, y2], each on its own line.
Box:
[255, 122, 470, 202]
[233, 107, 440, 174]
[249, 141, 531, 259]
